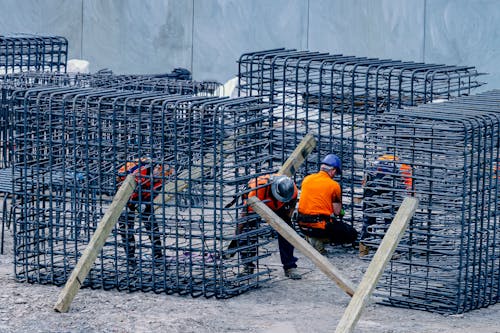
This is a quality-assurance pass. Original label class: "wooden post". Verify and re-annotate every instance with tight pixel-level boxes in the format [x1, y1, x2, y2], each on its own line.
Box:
[335, 197, 419, 333]
[53, 174, 137, 313]
[278, 133, 316, 177]
[248, 196, 356, 297]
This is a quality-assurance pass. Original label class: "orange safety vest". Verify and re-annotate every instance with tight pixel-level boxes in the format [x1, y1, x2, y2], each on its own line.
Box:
[297, 170, 342, 230]
[245, 174, 298, 213]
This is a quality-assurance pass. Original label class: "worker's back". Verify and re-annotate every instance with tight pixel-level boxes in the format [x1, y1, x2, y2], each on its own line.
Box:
[298, 170, 341, 217]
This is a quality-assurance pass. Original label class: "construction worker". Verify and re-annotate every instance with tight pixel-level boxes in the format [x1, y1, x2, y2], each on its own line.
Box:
[237, 174, 302, 280]
[359, 154, 413, 256]
[297, 154, 358, 254]
[116, 158, 168, 268]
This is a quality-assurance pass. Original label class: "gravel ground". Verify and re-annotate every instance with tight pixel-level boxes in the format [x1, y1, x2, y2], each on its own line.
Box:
[0, 229, 499, 333]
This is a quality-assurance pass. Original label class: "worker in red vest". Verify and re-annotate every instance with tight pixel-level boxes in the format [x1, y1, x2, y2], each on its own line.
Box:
[116, 158, 170, 268]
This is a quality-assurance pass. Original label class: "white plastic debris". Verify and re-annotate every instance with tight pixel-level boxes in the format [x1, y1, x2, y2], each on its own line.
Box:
[67, 59, 90, 74]
[215, 77, 239, 98]
[431, 98, 448, 103]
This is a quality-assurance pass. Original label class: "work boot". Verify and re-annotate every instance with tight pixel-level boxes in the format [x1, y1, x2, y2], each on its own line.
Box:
[359, 242, 369, 257]
[306, 236, 326, 254]
[284, 268, 302, 280]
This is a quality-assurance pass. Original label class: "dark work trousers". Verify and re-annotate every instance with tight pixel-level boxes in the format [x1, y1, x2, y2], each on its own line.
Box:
[300, 217, 358, 245]
[277, 212, 298, 271]
[118, 203, 162, 261]
[239, 204, 297, 271]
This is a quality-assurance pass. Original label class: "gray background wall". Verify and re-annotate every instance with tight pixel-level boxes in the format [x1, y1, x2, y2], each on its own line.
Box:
[1, 0, 499, 90]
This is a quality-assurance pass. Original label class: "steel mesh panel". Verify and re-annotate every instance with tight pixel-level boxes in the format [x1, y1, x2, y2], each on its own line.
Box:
[0, 34, 68, 74]
[0, 72, 221, 168]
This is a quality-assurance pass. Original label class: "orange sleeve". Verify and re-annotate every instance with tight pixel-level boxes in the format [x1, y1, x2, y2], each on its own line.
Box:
[331, 181, 342, 204]
[400, 164, 413, 190]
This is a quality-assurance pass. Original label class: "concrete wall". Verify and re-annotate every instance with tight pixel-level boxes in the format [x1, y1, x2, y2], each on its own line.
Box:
[1, 0, 498, 90]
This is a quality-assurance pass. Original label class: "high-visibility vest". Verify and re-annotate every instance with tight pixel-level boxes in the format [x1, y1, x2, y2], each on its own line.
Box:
[117, 160, 171, 202]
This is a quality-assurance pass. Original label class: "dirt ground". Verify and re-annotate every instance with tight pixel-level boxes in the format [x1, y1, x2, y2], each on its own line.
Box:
[0, 229, 499, 333]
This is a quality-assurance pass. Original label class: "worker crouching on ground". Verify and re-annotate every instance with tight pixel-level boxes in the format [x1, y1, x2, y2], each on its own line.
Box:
[359, 154, 412, 257]
[116, 158, 170, 269]
[297, 154, 358, 254]
[238, 174, 302, 280]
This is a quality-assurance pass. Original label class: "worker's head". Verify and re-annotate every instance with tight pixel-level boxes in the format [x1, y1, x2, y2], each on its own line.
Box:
[270, 175, 295, 203]
[320, 154, 342, 177]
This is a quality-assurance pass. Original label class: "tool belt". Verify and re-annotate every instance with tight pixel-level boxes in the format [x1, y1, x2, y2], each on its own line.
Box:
[296, 213, 331, 230]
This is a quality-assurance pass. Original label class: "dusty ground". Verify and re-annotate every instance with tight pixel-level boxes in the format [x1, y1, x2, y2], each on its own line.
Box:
[0, 229, 499, 333]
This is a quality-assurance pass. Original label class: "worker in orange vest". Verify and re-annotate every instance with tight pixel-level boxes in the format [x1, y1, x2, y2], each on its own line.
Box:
[236, 174, 302, 280]
[296, 154, 358, 254]
[359, 154, 413, 256]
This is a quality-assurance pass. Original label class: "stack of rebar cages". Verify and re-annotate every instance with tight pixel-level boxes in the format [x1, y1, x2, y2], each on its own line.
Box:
[237, 48, 495, 313]
[10, 81, 280, 297]
[237, 48, 485, 226]
[365, 90, 500, 313]
[0, 72, 220, 168]
[0, 34, 67, 74]
[0, 33, 68, 169]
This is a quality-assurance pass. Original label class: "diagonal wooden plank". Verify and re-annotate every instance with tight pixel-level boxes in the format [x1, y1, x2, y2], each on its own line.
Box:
[278, 133, 316, 177]
[335, 196, 419, 333]
[248, 196, 356, 297]
[54, 174, 137, 313]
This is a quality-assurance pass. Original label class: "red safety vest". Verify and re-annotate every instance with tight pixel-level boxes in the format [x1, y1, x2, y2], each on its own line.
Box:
[117, 160, 170, 202]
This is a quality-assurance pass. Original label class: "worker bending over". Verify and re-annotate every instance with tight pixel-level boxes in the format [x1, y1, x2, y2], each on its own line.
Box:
[297, 154, 358, 254]
[238, 174, 302, 280]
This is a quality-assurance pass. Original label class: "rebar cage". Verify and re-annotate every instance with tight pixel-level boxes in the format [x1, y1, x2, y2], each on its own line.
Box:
[0, 72, 221, 168]
[237, 48, 485, 226]
[11, 84, 282, 298]
[0, 34, 68, 74]
[365, 90, 500, 314]
[237, 48, 497, 314]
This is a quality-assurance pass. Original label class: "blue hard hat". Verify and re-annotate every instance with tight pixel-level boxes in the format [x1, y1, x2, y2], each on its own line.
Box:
[321, 154, 342, 175]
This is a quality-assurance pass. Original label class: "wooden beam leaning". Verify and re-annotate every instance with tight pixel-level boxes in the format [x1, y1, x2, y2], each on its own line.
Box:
[335, 196, 419, 333]
[278, 133, 316, 177]
[223, 133, 316, 251]
[54, 174, 137, 313]
[247, 196, 356, 297]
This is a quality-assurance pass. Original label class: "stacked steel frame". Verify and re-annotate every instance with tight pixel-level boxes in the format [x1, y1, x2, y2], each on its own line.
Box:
[365, 90, 500, 314]
[0, 34, 67, 74]
[11, 85, 277, 298]
[0, 72, 221, 168]
[237, 48, 485, 226]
